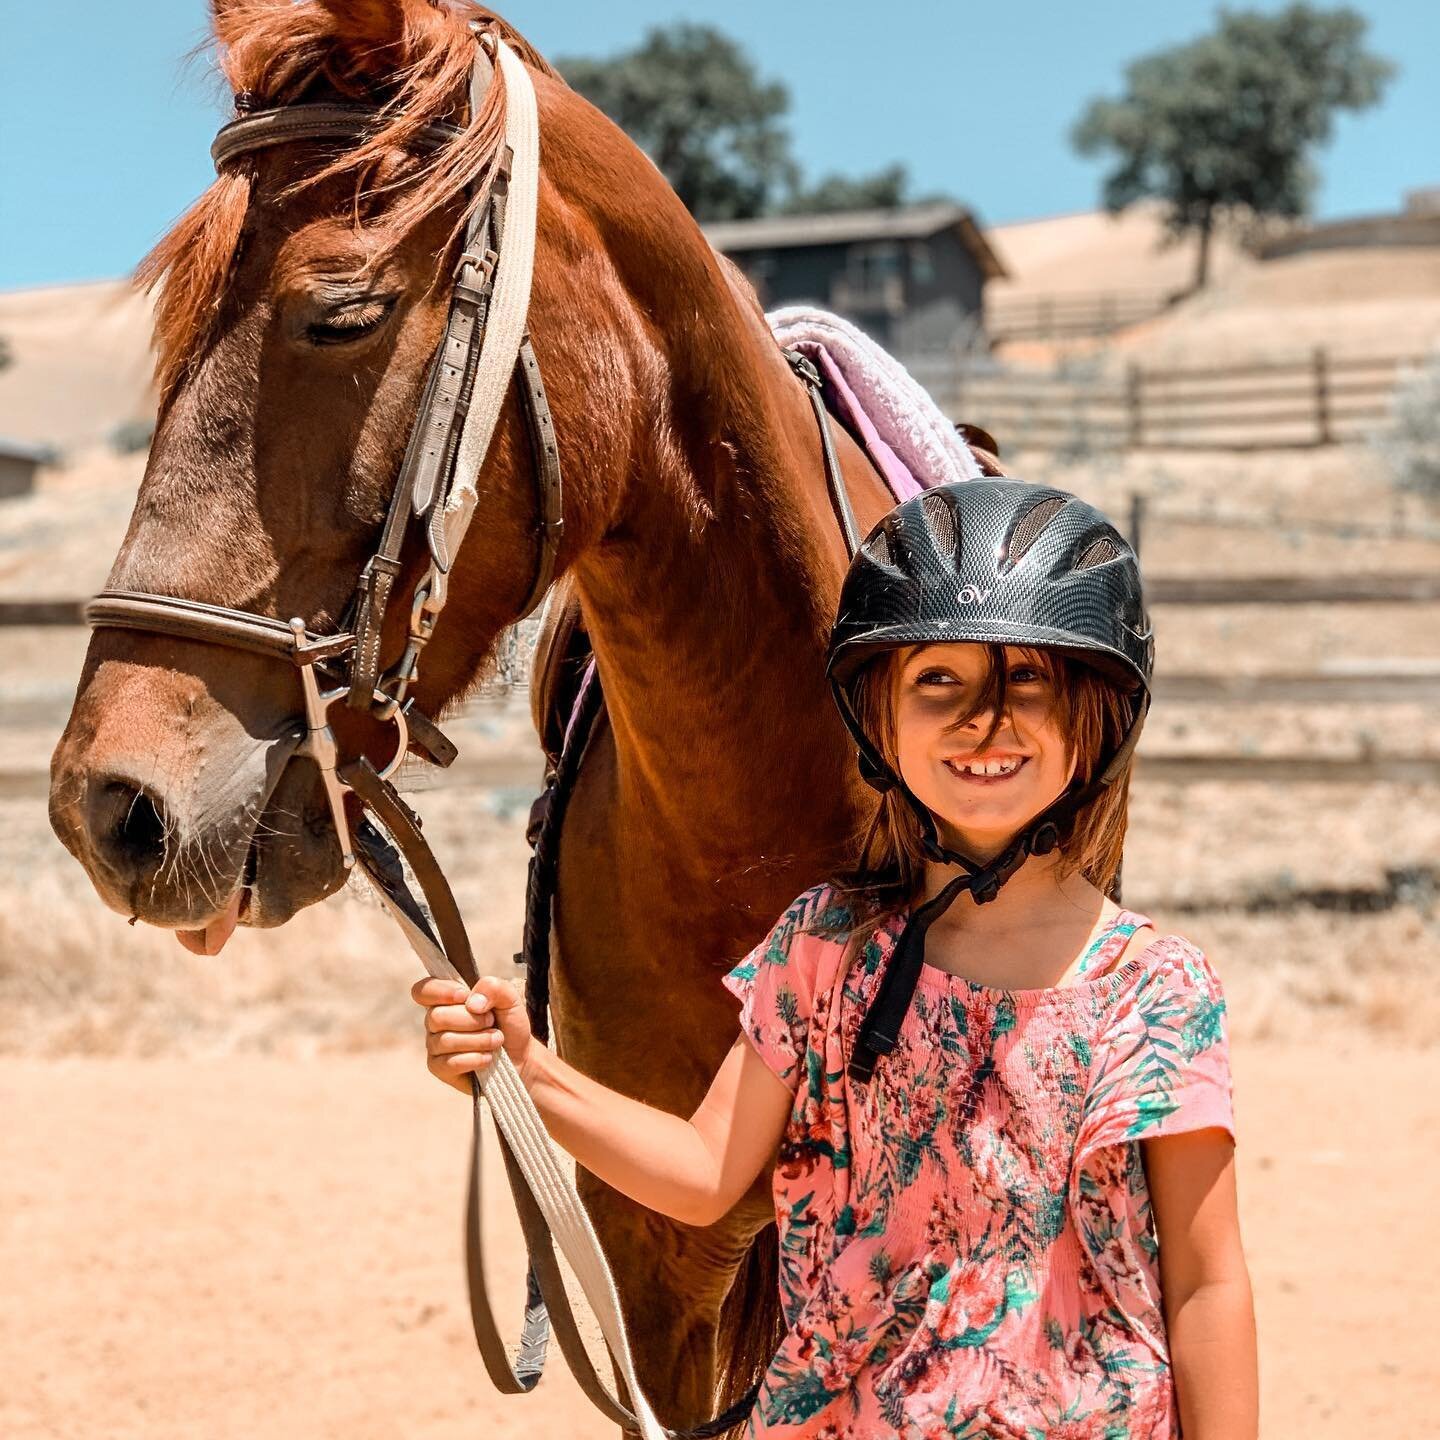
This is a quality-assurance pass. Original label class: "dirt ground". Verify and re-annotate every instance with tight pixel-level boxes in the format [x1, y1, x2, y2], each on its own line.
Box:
[3, 1041, 1436, 1440]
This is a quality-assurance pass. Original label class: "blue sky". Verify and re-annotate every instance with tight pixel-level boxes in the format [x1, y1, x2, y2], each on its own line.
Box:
[2, 1, 1435, 289]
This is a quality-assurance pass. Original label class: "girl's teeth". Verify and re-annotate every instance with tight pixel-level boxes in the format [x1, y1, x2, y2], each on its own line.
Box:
[956, 758, 1021, 776]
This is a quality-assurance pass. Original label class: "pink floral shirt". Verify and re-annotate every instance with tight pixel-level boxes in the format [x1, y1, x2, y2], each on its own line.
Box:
[721, 885, 1235, 1439]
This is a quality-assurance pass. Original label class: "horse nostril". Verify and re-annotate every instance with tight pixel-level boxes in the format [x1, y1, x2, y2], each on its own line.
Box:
[92, 779, 169, 873]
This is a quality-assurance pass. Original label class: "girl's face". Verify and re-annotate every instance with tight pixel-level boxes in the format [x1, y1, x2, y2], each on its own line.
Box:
[892, 642, 1076, 857]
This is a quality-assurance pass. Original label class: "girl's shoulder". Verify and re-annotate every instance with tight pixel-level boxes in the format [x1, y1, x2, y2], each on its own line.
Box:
[737, 883, 853, 972]
[762, 881, 871, 942]
[1104, 909, 1214, 979]
[1107, 921, 1229, 1029]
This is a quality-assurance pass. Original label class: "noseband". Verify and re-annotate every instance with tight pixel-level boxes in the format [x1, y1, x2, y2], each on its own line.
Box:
[86, 28, 561, 870]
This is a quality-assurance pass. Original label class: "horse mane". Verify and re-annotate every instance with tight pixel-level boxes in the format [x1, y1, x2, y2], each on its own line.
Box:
[137, 1, 557, 398]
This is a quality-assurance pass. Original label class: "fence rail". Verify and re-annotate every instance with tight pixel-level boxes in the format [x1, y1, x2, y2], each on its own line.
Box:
[4, 570, 1438, 632]
[906, 347, 1429, 451]
[985, 287, 1180, 342]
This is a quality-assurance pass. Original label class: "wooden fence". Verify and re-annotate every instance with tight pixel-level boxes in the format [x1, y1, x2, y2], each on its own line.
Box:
[907, 348, 1429, 451]
[4, 566, 1438, 633]
[984, 286, 1180, 342]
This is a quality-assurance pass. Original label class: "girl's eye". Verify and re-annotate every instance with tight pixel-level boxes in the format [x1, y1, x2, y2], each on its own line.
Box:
[915, 669, 958, 686]
[1009, 666, 1042, 683]
[304, 296, 397, 347]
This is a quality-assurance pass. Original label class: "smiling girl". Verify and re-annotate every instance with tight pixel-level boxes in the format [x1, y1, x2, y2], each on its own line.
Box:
[414, 480, 1258, 1438]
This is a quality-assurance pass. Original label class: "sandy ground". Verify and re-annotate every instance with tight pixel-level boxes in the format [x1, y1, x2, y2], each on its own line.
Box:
[3, 1042, 1437, 1440]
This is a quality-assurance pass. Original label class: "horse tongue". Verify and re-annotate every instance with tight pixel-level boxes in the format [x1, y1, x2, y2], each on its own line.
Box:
[176, 888, 244, 957]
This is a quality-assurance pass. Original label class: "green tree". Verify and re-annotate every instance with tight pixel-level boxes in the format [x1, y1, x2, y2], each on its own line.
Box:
[782, 163, 910, 214]
[1071, 4, 1393, 290]
[558, 24, 797, 220]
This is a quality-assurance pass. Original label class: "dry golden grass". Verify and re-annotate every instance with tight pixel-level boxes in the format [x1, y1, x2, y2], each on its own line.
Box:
[5, 758, 1437, 1054]
[0, 787, 533, 1061]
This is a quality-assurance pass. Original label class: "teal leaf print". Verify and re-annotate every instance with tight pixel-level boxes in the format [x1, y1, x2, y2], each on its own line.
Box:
[948, 994, 970, 1036]
[1126, 1091, 1180, 1136]
[762, 1366, 844, 1426]
[1181, 992, 1227, 1060]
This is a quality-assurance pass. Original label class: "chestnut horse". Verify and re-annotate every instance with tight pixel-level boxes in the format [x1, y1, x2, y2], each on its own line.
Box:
[48, 2, 988, 1429]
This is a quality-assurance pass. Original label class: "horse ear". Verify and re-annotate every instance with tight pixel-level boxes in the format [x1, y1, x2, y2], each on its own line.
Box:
[310, 0, 412, 58]
[954, 421, 1005, 476]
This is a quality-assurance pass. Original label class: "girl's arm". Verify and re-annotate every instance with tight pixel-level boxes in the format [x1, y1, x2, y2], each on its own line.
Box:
[414, 974, 793, 1228]
[1144, 1128, 1259, 1440]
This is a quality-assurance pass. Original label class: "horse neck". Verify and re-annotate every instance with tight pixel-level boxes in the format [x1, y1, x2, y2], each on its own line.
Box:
[571, 292, 888, 882]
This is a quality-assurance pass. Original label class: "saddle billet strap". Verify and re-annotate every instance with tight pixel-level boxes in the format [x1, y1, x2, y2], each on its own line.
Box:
[342, 757, 658, 1434]
[85, 591, 353, 665]
[211, 104, 463, 171]
[784, 349, 862, 560]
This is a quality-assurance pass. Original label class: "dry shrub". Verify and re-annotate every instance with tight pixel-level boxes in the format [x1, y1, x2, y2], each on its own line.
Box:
[0, 859, 527, 1059]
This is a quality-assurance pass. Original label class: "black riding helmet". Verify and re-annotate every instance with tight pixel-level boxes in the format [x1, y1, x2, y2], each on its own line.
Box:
[826, 479, 1155, 1081]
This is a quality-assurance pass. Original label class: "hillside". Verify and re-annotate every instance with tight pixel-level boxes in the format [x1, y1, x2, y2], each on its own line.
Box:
[0, 280, 155, 454]
[988, 201, 1251, 296]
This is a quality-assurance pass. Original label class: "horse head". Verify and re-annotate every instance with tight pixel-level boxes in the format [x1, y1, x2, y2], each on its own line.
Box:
[49, 2, 647, 947]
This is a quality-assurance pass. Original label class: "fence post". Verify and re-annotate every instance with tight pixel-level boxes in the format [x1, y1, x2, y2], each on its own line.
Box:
[1313, 346, 1333, 445]
[1126, 364, 1144, 448]
[1129, 492, 1147, 558]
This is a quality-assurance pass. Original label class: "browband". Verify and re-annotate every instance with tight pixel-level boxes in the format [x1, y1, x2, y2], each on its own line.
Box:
[212, 103, 465, 171]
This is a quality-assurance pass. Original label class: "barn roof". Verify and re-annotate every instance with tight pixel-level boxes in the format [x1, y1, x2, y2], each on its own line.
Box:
[704, 202, 1007, 279]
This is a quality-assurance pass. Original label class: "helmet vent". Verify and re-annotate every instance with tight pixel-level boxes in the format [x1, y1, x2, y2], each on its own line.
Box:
[919, 490, 959, 557]
[1005, 496, 1069, 567]
[1075, 536, 1122, 570]
[863, 528, 893, 567]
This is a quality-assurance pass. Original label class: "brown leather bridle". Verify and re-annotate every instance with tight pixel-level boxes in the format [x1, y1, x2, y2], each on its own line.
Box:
[86, 42, 563, 874]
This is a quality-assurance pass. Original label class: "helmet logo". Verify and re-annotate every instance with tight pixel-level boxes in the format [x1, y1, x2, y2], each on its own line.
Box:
[956, 584, 992, 605]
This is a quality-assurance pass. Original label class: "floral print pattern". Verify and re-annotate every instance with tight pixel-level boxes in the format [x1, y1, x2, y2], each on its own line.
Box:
[721, 885, 1235, 1438]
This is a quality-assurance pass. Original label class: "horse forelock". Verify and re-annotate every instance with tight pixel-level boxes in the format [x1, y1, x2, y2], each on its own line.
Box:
[138, 1, 559, 399]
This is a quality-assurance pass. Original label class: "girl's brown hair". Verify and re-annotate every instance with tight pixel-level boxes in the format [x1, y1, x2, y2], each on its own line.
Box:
[828, 643, 1139, 931]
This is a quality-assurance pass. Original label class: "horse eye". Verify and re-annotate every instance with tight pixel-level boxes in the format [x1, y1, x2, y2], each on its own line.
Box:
[304, 296, 397, 347]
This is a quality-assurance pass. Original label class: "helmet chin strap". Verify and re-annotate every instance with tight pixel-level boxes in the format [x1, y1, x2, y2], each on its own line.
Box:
[847, 695, 1149, 1084]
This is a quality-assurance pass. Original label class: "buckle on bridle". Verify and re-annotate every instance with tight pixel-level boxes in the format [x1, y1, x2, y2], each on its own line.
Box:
[290, 618, 409, 870]
[453, 246, 498, 286]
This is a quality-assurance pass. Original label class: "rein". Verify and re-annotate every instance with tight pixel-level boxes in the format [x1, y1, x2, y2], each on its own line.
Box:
[87, 29, 864, 1439]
